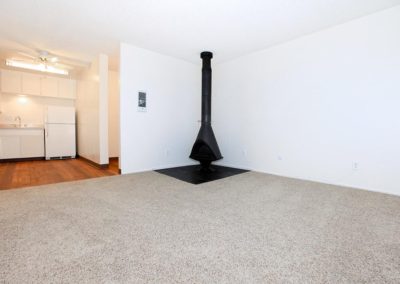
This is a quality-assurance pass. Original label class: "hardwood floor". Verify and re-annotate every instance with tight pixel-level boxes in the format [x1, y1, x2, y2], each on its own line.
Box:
[0, 158, 119, 190]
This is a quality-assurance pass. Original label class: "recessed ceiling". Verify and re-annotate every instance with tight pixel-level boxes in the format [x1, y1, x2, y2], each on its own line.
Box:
[0, 0, 399, 69]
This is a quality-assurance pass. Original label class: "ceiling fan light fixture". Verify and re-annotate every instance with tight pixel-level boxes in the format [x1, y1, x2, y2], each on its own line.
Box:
[5, 59, 68, 75]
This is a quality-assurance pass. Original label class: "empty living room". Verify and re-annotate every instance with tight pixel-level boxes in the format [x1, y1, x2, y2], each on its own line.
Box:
[1, 0, 400, 283]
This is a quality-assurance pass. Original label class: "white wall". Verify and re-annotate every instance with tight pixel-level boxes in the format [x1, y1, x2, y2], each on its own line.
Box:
[108, 70, 119, 158]
[98, 55, 109, 165]
[0, 94, 73, 124]
[119, 44, 200, 174]
[76, 54, 109, 165]
[213, 6, 400, 196]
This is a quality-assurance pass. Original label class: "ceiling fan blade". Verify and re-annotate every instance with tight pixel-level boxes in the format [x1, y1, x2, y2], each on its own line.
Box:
[0, 37, 39, 54]
[7, 57, 28, 63]
[49, 57, 58, 63]
[53, 62, 73, 70]
[44, 51, 89, 67]
[16, 51, 37, 59]
[58, 57, 89, 67]
[9, 56, 33, 62]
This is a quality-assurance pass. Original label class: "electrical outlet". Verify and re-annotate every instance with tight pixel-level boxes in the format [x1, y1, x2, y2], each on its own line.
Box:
[242, 149, 247, 156]
[353, 162, 358, 170]
[277, 155, 283, 161]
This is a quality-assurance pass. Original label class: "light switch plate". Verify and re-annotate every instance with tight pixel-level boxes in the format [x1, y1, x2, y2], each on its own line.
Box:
[138, 91, 147, 112]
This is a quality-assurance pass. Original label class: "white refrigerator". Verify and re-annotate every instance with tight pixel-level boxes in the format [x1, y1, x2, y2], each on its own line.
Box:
[45, 106, 76, 160]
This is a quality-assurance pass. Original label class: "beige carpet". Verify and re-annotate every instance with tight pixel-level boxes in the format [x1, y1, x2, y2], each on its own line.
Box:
[1, 171, 399, 283]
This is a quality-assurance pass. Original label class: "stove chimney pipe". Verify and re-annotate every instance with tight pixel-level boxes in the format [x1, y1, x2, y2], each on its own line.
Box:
[201, 51, 213, 125]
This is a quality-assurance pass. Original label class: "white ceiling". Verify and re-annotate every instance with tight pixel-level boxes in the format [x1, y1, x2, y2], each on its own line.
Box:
[0, 0, 399, 69]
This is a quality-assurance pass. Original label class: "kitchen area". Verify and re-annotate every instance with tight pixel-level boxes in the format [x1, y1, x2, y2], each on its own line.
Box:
[0, 68, 76, 161]
[0, 53, 120, 189]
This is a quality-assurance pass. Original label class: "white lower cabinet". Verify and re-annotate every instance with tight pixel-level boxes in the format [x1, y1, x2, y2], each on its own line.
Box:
[0, 136, 20, 159]
[0, 129, 44, 159]
[20, 135, 45, 158]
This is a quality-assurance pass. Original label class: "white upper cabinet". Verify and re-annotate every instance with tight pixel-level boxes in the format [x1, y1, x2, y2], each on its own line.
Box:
[41, 76, 59, 97]
[0, 69, 76, 100]
[22, 73, 42, 96]
[1, 70, 22, 94]
[58, 78, 76, 99]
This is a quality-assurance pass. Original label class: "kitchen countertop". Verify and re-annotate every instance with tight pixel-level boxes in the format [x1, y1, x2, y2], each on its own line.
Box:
[0, 124, 44, 129]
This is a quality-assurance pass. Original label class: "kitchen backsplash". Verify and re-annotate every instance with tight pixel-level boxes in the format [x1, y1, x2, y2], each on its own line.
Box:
[0, 93, 74, 125]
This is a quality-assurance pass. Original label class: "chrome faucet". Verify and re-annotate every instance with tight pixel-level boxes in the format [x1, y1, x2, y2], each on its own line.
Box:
[14, 116, 21, 127]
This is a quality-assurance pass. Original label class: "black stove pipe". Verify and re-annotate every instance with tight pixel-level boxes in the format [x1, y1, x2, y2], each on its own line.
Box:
[201, 51, 213, 125]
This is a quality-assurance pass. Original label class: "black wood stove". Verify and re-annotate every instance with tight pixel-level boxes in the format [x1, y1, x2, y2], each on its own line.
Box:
[190, 51, 223, 170]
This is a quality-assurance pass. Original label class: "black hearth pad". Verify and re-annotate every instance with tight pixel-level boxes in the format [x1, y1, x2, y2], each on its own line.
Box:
[155, 165, 249, 184]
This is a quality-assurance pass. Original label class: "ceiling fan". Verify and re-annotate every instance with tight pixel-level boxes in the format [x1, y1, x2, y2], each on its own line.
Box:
[0, 38, 90, 74]
[14, 50, 74, 70]
[35, 50, 58, 63]
[5, 49, 89, 75]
